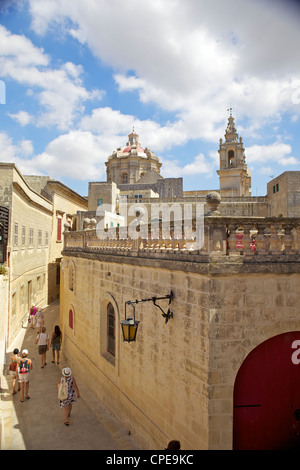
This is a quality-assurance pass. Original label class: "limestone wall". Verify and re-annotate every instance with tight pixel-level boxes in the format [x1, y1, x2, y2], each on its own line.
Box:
[267, 172, 300, 217]
[60, 255, 211, 450]
[60, 242, 300, 449]
[9, 186, 52, 342]
[0, 272, 8, 376]
[208, 271, 300, 449]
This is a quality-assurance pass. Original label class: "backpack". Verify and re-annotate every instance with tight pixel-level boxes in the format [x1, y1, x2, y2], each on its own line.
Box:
[58, 378, 68, 400]
[19, 359, 29, 374]
[9, 362, 17, 372]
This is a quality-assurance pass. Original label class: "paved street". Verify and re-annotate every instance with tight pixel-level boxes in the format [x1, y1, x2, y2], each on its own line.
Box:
[0, 300, 140, 450]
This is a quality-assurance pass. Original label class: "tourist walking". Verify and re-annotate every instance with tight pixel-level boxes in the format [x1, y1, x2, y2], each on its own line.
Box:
[35, 308, 44, 332]
[9, 348, 20, 395]
[18, 349, 32, 402]
[50, 325, 62, 364]
[29, 304, 37, 328]
[36, 326, 49, 368]
[57, 367, 80, 426]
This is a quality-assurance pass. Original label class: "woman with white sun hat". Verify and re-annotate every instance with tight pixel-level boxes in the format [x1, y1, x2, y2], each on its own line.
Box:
[57, 367, 80, 426]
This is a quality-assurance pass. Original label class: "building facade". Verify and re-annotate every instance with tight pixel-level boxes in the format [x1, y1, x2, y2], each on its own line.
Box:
[1, 113, 300, 448]
[61, 215, 300, 449]
[59, 114, 300, 449]
[0, 164, 88, 347]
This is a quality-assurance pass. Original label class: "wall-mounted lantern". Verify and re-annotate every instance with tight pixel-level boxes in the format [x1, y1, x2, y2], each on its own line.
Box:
[121, 291, 173, 343]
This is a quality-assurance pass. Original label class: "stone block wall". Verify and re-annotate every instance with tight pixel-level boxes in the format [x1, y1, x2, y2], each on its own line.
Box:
[0, 272, 8, 375]
[60, 254, 211, 450]
[267, 172, 300, 217]
[60, 246, 300, 449]
[208, 270, 300, 449]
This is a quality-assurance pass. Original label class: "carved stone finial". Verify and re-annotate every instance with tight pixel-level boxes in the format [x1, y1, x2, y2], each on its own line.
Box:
[205, 192, 221, 216]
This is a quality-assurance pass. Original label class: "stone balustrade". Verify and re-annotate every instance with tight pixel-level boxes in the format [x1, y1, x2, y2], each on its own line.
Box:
[63, 216, 300, 261]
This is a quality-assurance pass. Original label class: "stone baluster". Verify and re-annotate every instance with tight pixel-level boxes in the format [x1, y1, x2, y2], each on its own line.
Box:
[277, 226, 285, 252]
[249, 226, 258, 253]
[120, 239, 128, 250]
[283, 225, 293, 253]
[147, 237, 155, 251]
[138, 237, 145, 251]
[85, 230, 91, 248]
[226, 227, 234, 254]
[251, 226, 260, 253]
[123, 239, 131, 251]
[211, 226, 226, 254]
[235, 227, 244, 253]
[291, 227, 298, 251]
[172, 236, 180, 252]
[263, 227, 271, 253]
[182, 234, 188, 252]
[269, 225, 282, 253]
[178, 237, 186, 253]
[187, 237, 195, 252]
[164, 236, 172, 252]
[82, 231, 87, 251]
[86, 231, 91, 248]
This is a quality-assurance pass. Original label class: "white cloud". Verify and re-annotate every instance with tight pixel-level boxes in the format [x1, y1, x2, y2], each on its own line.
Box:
[80, 107, 134, 135]
[29, 130, 112, 180]
[19, 139, 34, 156]
[279, 156, 299, 166]
[0, 131, 37, 174]
[0, 24, 48, 66]
[246, 141, 299, 166]
[114, 74, 146, 93]
[26, 0, 300, 135]
[0, 132, 33, 159]
[80, 107, 187, 152]
[161, 153, 213, 178]
[8, 110, 33, 126]
[2, 0, 300, 189]
[0, 25, 102, 130]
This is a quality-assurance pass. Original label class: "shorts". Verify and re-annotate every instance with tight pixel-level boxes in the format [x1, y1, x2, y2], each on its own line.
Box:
[52, 343, 61, 351]
[38, 345, 47, 354]
[19, 373, 30, 383]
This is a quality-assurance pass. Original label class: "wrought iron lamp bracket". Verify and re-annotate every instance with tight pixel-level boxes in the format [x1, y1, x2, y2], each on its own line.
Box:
[125, 291, 174, 324]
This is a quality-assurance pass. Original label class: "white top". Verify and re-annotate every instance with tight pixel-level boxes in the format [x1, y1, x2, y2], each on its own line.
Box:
[37, 333, 48, 346]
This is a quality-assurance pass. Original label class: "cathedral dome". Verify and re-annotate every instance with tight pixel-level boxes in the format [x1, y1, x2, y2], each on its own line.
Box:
[122, 144, 147, 156]
[105, 130, 162, 185]
[119, 130, 147, 157]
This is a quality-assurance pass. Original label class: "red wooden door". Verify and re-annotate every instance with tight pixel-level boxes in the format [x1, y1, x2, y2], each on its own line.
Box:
[233, 332, 300, 450]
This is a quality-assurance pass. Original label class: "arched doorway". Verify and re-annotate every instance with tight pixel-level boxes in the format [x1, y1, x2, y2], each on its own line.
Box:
[233, 331, 300, 450]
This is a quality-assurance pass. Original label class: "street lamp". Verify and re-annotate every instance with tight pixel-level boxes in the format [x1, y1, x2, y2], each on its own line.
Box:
[121, 291, 174, 343]
[121, 301, 140, 343]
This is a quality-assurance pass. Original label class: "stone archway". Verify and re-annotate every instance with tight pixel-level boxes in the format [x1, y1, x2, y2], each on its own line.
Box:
[233, 331, 300, 449]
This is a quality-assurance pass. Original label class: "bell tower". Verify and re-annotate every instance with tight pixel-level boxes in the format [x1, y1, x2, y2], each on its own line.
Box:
[217, 111, 251, 197]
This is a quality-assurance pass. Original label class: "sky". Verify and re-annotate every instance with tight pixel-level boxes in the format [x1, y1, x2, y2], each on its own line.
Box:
[0, 0, 300, 197]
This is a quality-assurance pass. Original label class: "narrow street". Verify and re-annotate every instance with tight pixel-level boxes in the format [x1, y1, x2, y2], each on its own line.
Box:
[0, 300, 140, 450]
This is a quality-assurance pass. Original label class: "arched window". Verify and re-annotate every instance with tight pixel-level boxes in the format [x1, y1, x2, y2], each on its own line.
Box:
[121, 172, 128, 184]
[228, 150, 235, 166]
[107, 302, 115, 356]
[69, 308, 74, 329]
